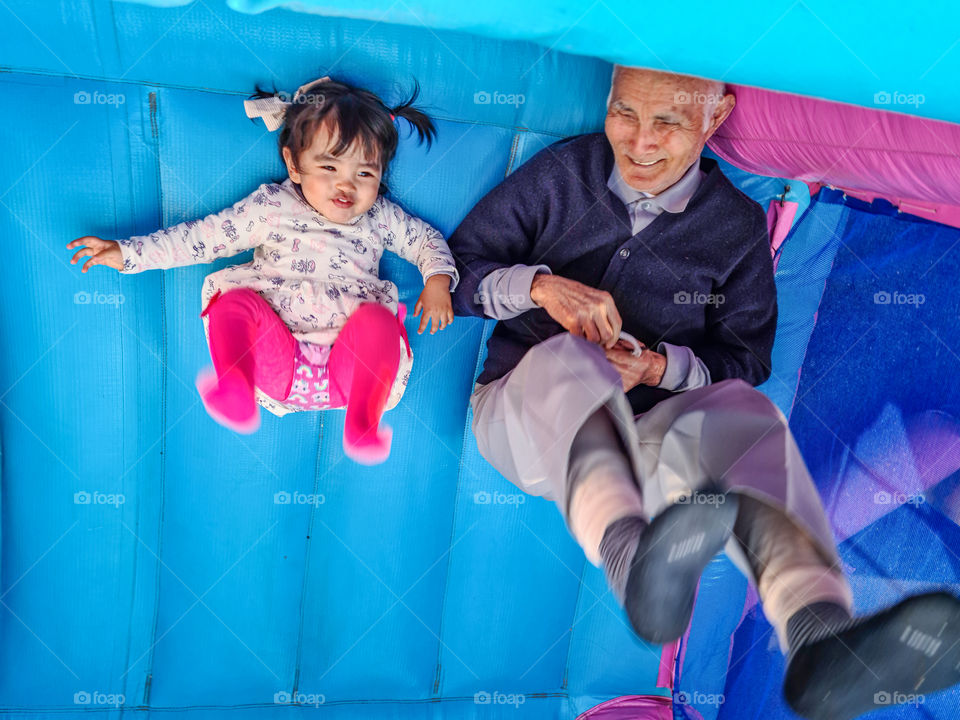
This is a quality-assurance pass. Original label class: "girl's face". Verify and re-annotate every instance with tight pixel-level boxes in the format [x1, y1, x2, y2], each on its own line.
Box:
[282, 121, 382, 224]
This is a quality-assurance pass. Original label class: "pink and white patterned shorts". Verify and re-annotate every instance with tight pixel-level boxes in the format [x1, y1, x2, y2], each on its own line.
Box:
[283, 342, 343, 411]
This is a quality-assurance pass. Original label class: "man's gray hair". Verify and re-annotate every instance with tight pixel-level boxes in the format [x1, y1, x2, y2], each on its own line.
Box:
[608, 65, 727, 132]
[699, 79, 726, 131]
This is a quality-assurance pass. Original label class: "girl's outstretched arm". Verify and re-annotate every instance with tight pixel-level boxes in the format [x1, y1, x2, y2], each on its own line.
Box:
[74, 185, 275, 274]
[379, 197, 459, 291]
[380, 198, 458, 334]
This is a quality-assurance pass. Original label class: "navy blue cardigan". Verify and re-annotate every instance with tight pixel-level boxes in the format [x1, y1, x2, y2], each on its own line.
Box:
[450, 133, 777, 414]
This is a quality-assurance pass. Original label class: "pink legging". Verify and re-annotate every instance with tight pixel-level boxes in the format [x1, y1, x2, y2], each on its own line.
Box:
[195, 288, 407, 464]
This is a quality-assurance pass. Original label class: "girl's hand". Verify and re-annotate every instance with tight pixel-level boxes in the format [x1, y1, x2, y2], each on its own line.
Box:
[414, 274, 454, 334]
[67, 236, 123, 273]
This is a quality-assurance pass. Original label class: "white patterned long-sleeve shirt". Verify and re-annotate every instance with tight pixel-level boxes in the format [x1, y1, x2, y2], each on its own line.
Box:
[116, 179, 459, 416]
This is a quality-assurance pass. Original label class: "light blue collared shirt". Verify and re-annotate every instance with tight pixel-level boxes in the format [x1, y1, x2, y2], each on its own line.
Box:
[606, 160, 705, 236]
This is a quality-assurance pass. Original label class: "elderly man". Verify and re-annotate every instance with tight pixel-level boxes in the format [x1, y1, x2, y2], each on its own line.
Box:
[449, 66, 960, 719]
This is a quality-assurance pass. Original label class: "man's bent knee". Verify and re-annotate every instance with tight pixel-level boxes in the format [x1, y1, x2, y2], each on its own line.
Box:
[525, 332, 600, 362]
[518, 333, 620, 387]
[712, 378, 784, 423]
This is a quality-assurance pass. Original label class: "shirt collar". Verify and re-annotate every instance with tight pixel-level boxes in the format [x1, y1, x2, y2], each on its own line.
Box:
[606, 159, 703, 214]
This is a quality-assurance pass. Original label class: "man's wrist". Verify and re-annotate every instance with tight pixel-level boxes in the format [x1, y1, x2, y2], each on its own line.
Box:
[529, 272, 554, 307]
[644, 351, 667, 386]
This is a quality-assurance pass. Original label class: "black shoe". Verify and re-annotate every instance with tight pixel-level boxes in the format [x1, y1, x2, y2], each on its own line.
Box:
[623, 486, 739, 644]
[784, 591, 960, 720]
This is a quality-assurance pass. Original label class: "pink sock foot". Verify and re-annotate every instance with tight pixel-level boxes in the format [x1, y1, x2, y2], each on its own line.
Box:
[343, 423, 393, 465]
[195, 366, 260, 434]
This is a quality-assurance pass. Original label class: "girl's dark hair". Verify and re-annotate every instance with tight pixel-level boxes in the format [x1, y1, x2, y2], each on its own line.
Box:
[251, 77, 436, 195]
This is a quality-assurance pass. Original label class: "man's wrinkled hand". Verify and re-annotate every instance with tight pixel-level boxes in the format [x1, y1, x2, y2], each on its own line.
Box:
[530, 274, 623, 348]
[604, 340, 667, 392]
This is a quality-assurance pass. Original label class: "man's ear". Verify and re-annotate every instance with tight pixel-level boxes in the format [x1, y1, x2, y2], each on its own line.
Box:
[704, 93, 736, 142]
[282, 146, 301, 183]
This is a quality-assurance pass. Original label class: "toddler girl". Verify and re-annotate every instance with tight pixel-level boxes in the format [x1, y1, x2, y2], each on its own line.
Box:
[67, 76, 458, 465]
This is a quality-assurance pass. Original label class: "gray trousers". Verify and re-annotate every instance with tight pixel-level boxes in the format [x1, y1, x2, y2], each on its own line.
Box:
[471, 334, 853, 648]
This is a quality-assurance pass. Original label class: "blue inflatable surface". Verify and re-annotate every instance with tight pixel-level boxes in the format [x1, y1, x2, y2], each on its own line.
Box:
[0, 2, 664, 717]
[1, 1, 959, 718]
[136, 0, 960, 124]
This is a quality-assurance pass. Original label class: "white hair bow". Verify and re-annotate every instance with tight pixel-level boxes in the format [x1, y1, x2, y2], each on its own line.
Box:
[243, 76, 330, 132]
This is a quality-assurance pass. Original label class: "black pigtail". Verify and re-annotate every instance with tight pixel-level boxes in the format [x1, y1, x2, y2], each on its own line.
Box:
[391, 80, 437, 148]
[250, 83, 280, 100]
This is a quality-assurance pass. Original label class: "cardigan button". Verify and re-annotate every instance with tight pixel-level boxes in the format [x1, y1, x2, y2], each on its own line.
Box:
[619, 247, 631, 259]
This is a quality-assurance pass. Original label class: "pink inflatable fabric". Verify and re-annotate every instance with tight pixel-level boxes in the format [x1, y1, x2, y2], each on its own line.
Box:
[709, 85, 960, 229]
[574, 640, 680, 720]
[575, 694, 673, 720]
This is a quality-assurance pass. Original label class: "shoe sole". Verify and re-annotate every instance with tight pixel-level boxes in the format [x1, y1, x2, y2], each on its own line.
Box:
[624, 487, 739, 644]
[343, 425, 393, 465]
[195, 367, 260, 434]
[785, 591, 960, 720]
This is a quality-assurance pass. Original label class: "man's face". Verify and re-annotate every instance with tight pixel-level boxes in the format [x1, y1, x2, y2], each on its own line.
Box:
[604, 69, 733, 195]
